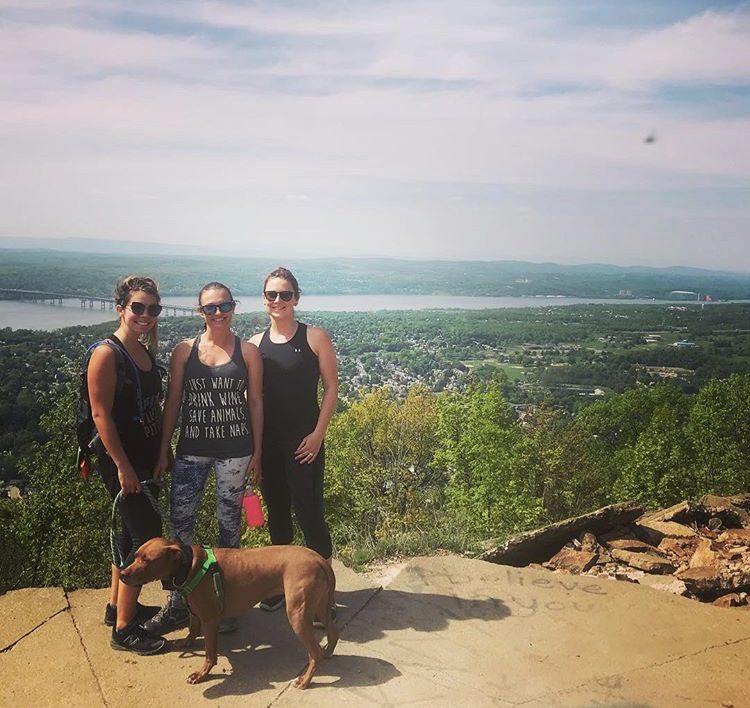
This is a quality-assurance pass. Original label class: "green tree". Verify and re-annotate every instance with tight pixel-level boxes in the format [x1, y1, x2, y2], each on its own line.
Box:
[686, 374, 750, 495]
[325, 386, 441, 553]
[6, 386, 112, 591]
[435, 378, 536, 538]
[575, 384, 689, 500]
[514, 407, 601, 522]
[613, 403, 693, 508]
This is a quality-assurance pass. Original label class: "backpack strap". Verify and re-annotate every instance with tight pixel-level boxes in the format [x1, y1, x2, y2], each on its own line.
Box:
[77, 338, 146, 481]
[83, 339, 128, 397]
[87, 338, 145, 423]
[78, 340, 124, 480]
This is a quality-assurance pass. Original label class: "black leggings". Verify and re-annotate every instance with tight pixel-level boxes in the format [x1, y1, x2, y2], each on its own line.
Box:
[98, 455, 162, 567]
[261, 439, 332, 559]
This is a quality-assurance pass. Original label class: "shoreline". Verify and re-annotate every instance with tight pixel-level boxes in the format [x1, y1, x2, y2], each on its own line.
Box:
[2, 295, 748, 333]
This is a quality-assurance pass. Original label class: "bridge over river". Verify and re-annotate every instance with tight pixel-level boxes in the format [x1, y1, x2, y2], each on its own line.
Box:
[0, 288, 195, 316]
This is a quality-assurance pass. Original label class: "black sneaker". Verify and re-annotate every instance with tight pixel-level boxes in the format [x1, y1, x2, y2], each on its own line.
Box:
[111, 623, 166, 655]
[104, 602, 161, 628]
[259, 595, 285, 612]
[313, 605, 337, 629]
[142, 597, 190, 634]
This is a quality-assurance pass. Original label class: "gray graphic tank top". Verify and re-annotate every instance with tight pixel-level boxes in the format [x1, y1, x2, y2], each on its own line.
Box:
[176, 334, 253, 458]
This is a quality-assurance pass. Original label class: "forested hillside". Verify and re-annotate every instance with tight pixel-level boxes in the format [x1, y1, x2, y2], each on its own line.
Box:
[2, 304, 750, 484]
[3, 249, 750, 298]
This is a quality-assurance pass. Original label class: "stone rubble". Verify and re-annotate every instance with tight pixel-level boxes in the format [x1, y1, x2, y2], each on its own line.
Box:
[481, 494, 750, 609]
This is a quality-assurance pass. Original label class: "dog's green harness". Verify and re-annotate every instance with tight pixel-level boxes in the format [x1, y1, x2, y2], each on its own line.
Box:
[179, 546, 224, 612]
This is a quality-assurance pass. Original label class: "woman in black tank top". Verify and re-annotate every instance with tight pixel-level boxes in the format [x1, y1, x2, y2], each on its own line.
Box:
[250, 267, 337, 612]
[87, 275, 167, 655]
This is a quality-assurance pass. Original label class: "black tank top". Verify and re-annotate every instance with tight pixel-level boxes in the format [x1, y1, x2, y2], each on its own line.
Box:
[259, 322, 320, 444]
[108, 334, 162, 472]
[176, 334, 253, 458]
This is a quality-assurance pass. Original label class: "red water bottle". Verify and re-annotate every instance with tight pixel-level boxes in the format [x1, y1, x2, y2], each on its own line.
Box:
[243, 485, 265, 528]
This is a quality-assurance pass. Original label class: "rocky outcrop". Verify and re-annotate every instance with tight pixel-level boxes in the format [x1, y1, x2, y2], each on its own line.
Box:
[609, 549, 675, 574]
[544, 547, 598, 574]
[478, 502, 644, 566]
[481, 494, 750, 609]
[634, 519, 697, 547]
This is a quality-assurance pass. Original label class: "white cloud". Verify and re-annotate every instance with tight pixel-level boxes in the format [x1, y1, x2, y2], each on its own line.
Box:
[0, 1, 748, 268]
[606, 11, 750, 88]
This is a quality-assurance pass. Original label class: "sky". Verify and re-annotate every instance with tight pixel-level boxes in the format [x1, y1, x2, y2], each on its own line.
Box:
[1, 0, 749, 270]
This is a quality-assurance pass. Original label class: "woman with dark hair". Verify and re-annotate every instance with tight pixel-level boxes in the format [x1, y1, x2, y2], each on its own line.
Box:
[145, 282, 263, 634]
[249, 267, 337, 616]
[87, 275, 166, 655]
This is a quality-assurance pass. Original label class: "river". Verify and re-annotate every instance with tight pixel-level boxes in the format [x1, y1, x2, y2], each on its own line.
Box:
[0, 294, 725, 331]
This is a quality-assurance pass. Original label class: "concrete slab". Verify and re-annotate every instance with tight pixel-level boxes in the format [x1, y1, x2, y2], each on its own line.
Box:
[0, 610, 104, 707]
[526, 639, 750, 707]
[65, 558, 380, 707]
[275, 555, 750, 707]
[332, 558, 384, 626]
[6, 554, 750, 707]
[0, 586, 68, 651]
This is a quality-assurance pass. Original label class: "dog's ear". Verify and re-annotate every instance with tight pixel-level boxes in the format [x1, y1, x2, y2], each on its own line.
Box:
[164, 537, 182, 551]
[156, 545, 184, 581]
[167, 545, 184, 562]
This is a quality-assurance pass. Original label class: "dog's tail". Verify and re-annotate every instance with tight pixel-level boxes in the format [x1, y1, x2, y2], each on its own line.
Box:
[325, 560, 336, 618]
[323, 560, 339, 656]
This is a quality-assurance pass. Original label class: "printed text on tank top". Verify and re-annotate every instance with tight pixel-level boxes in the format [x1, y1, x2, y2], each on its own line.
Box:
[176, 334, 253, 457]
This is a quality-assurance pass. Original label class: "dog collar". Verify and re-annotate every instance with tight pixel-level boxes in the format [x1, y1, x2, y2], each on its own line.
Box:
[178, 546, 224, 611]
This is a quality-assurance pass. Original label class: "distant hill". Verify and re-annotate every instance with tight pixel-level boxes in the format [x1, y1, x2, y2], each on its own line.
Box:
[0, 237, 209, 257]
[1, 243, 749, 299]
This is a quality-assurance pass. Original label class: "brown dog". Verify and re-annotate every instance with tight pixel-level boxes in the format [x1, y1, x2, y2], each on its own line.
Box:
[120, 537, 338, 688]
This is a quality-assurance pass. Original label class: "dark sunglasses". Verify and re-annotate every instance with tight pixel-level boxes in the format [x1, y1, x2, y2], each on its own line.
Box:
[264, 290, 295, 302]
[200, 301, 235, 315]
[128, 302, 163, 317]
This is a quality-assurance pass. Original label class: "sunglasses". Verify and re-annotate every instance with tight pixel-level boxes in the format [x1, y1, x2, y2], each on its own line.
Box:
[127, 302, 163, 317]
[200, 301, 236, 315]
[264, 290, 295, 302]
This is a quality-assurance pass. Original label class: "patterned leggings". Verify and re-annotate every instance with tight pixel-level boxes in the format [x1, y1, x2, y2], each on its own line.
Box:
[170, 454, 250, 548]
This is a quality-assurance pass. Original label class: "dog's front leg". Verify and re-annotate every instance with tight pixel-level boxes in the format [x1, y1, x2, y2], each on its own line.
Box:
[174, 612, 200, 650]
[186, 618, 219, 684]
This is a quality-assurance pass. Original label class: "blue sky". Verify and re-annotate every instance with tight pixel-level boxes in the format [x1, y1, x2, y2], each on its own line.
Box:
[1, 1, 749, 269]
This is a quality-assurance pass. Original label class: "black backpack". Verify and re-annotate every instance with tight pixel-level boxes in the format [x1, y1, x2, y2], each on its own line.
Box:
[75, 338, 143, 480]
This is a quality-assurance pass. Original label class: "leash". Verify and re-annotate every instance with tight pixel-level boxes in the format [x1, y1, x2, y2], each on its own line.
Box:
[110, 479, 171, 568]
